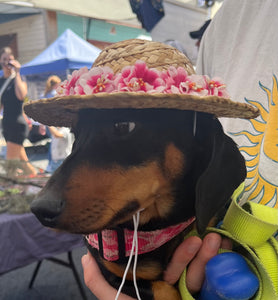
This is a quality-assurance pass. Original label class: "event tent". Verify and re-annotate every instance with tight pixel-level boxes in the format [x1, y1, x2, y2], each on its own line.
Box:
[0, 0, 136, 21]
[20, 29, 101, 76]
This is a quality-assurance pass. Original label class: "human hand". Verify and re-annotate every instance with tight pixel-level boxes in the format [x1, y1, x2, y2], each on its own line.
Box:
[39, 124, 46, 136]
[8, 59, 21, 73]
[164, 233, 232, 294]
[81, 252, 135, 300]
[81, 233, 231, 299]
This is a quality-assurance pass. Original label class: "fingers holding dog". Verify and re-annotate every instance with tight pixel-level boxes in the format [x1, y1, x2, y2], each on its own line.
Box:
[164, 233, 231, 295]
[82, 252, 135, 300]
[186, 233, 222, 294]
[163, 235, 202, 285]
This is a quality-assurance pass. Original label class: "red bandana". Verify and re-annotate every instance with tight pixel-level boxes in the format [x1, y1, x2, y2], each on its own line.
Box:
[85, 217, 195, 261]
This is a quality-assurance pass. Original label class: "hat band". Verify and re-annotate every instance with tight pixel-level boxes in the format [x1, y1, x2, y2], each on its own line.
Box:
[57, 60, 230, 99]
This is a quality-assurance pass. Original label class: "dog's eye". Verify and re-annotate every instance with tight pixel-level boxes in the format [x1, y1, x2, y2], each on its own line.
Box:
[114, 122, 136, 136]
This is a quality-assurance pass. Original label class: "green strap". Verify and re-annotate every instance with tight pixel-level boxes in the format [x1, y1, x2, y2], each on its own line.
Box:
[179, 266, 195, 300]
[222, 186, 278, 299]
[179, 183, 278, 300]
[223, 184, 278, 248]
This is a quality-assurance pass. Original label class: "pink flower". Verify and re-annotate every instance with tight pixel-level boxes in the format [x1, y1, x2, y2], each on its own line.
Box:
[206, 77, 230, 98]
[162, 66, 189, 94]
[115, 61, 166, 93]
[56, 67, 88, 96]
[55, 62, 230, 100]
[178, 75, 209, 96]
[79, 66, 115, 94]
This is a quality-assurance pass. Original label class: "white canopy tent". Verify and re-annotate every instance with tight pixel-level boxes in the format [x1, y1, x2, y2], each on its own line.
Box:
[0, 0, 137, 21]
[0, 1, 222, 65]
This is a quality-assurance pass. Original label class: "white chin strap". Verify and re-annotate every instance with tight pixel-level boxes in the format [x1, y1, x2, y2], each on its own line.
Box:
[115, 211, 141, 300]
[193, 111, 197, 137]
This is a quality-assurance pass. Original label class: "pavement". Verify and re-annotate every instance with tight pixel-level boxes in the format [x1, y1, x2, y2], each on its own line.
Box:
[0, 143, 98, 300]
[0, 247, 97, 300]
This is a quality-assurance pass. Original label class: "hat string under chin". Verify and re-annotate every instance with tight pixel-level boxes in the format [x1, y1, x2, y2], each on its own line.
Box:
[193, 111, 197, 137]
[115, 210, 142, 300]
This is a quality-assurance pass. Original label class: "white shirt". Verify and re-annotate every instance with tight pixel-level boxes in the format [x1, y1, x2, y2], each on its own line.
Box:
[197, 0, 278, 207]
[51, 127, 73, 161]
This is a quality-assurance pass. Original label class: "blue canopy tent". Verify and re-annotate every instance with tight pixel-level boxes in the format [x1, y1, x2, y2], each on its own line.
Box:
[20, 28, 101, 75]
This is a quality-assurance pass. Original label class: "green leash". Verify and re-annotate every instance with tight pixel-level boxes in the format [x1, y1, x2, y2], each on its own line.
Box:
[179, 183, 278, 300]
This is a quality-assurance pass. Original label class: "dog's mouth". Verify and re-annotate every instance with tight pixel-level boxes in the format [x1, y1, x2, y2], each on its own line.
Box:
[31, 156, 181, 234]
[63, 200, 145, 235]
[102, 200, 141, 229]
[31, 193, 143, 234]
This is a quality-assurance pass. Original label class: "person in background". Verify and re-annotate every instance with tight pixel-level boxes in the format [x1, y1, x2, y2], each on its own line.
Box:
[32, 75, 60, 173]
[163, 39, 189, 57]
[0, 47, 37, 176]
[40, 75, 74, 173]
[32, 75, 62, 139]
[189, 19, 211, 49]
[45, 125, 73, 173]
[43, 75, 61, 98]
[30, 75, 62, 141]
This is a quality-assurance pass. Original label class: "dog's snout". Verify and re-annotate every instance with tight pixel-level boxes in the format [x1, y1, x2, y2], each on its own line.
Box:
[31, 193, 64, 227]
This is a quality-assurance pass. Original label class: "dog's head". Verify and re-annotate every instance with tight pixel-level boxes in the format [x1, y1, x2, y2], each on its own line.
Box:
[31, 108, 246, 234]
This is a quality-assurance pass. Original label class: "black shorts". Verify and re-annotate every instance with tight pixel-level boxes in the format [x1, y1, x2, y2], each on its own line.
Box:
[2, 122, 29, 146]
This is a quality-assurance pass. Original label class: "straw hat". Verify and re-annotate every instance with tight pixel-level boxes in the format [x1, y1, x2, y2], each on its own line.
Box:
[24, 39, 260, 127]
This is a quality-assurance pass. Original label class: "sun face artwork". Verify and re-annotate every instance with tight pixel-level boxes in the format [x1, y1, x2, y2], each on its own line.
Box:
[232, 75, 278, 208]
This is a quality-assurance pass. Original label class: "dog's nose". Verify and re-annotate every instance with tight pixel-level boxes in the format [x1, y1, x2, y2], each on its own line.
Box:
[31, 193, 64, 227]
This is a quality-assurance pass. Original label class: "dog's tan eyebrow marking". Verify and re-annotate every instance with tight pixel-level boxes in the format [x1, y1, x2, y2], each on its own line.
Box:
[163, 143, 185, 179]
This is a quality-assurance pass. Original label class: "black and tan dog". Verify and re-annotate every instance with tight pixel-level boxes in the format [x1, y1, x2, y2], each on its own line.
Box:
[25, 40, 259, 300]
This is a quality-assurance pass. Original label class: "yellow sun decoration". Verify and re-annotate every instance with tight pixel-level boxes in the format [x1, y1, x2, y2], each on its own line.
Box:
[232, 75, 278, 208]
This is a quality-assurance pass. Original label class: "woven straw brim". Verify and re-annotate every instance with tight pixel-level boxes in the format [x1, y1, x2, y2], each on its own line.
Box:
[24, 93, 260, 128]
[24, 39, 260, 127]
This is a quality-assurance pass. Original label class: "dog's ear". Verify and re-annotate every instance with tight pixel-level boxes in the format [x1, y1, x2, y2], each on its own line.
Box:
[195, 117, 246, 234]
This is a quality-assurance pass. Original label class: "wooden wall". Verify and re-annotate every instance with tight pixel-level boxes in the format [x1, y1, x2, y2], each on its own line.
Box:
[0, 12, 57, 64]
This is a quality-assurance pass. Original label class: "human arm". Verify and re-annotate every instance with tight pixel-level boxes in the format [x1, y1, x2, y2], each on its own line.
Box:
[48, 126, 64, 138]
[23, 113, 32, 130]
[9, 59, 27, 101]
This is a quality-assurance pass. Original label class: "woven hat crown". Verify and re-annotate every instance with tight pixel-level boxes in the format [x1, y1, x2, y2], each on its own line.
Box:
[93, 39, 195, 75]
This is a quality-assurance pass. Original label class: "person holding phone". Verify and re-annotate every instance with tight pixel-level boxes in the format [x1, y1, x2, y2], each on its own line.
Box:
[0, 47, 37, 176]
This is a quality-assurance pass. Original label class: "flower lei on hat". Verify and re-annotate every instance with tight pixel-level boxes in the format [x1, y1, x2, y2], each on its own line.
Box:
[56, 60, 230, 98]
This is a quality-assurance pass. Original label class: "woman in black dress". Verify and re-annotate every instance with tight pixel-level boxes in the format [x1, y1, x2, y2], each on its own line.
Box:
[0, 47, 36, 176]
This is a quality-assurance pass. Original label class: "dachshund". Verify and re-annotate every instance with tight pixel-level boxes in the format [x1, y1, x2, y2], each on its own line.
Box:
[30, 107, 246, 299]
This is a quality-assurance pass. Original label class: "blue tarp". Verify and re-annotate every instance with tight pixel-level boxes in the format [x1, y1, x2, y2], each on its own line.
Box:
[19, 29, 101, 76]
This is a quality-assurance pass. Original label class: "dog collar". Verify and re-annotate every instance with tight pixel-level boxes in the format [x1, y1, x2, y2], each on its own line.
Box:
[85, 217, 195, 261]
